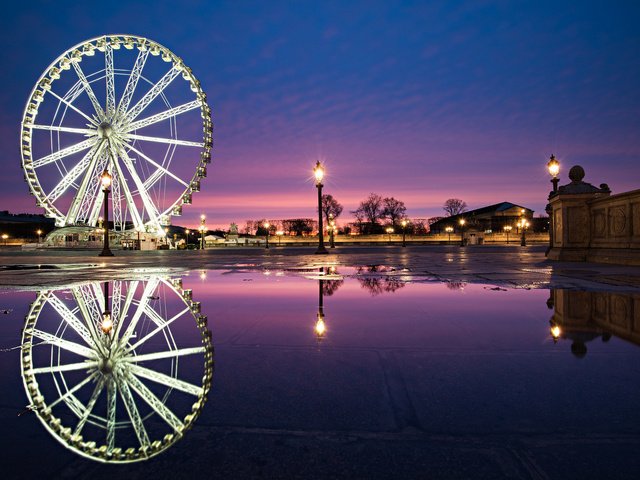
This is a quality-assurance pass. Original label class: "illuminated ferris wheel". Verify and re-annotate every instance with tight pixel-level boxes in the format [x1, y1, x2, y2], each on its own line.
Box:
[20, 35, 212, 233]
[20, 276, 213, 462]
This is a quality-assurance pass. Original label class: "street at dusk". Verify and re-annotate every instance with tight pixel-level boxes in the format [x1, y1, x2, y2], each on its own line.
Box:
[1, 2, 639, 479]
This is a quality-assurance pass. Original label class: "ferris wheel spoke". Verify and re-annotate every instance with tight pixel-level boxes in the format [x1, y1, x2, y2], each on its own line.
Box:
[127, 100, 201, 131]
[126, 143, 189, 188]
[47, 293, 94, 346]
[47, 372, 99, 409]
[31, 124, 95, 135]
[105, 45, 116, 115]
[47, 89, 97, 124]
[116, 374, 151, 450]
[129, 363, 204, 396]
[71, 60, 106, 118]
[125, 66, 181, 122]
[110, 153, 145, 230]
[126, 372, 185, 433]
[72, 287, 108, 357]
[63, 142, 107, 224]
[31, 138, 95, 169]
[122, 346, 206, 363]
[125, 307, 190, 354]
[118, 278, 160, 348]
[78, 152, 110, 225]
[112, 280, 139, 341]
[47, 146, 99, 203]
[30, 359, 99, 375]
[128, 133, 204, 148]
[73, 377, 105, 436]
[106, 378, 116, 450]
[117, 147, 162, 228]
[29, 328, 97, 358]
[118, 48, 149, 114]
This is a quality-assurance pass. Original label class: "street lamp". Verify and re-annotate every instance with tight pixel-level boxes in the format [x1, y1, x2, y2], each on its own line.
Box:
[185, 229, 190, 247]
[503, 225, 512, 244]
[518, 212, 529, 247]
[386, 226, 394, 244]
[99, 170, 113, 257]
[276, 230, 284, 246]
[313, 161, 328, 254]
[263, 221, 270, 249]
[458, 218, 466, 246]
[445, 226, 453, 243]
[547, 154, 560, 193]
[199, 214, 206, 250]
[316, 267, 326, 342]
[1, 234, 8, 246]
[401, 219, 408, 247]
[36, 229, 42, 243]
[328, 213, 336, 249]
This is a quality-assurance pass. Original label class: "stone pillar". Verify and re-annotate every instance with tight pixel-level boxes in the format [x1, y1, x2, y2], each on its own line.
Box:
[546, 165, 610, 261]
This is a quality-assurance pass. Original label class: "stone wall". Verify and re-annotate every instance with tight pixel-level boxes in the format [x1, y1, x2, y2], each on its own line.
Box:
[546, 166, 640, 265]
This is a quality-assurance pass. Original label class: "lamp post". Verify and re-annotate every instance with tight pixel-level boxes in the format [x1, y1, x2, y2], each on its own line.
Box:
[459, 218, 466, 246]
[36, 229, 42, 243]
[503, 225, 512, 244]
[445, 226, 453, 243]
[200, 214, 206, 250]
[328, 213, 336, 249]
[518, 212, 529, 247]
[1, 234, 7, 246]
[546, 155, 560, 255]
[401, 219, 408, 247]
[386, 226, 394, 244]
[99, 170, 113, 257]
[276, 230, 284, 246]
[313, 161, 328, 254]
[547, 154, 560, 193]
[263, 221, 270, 249]
[185, 229, 190, 247]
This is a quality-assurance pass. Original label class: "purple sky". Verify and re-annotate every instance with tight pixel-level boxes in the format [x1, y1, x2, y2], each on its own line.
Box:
[1, 1, 639, 229]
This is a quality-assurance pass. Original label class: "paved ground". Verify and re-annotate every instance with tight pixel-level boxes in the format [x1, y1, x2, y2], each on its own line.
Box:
[0, 244, 639, 291]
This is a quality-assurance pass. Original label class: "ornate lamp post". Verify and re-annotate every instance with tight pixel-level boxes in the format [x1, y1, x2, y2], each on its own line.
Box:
[401, 219, 408, 247]
[263, 221, 270, 249]
[547, 154, 560, 193]
[199, 214, 206, 250]
[445, 226, 453, 243]
[328, 213, 336, 249]
[313, 161, 328, 254]
[503, 225, 512, 244]
[99, 170, 113, 257]
[458, 218, 466, 246]
[36, 229, 42, 243]
[546, 155, 560, 254]
[386, 226, 394, 244]
[518, 211, 530, 247]
[185, 229, 190, 247]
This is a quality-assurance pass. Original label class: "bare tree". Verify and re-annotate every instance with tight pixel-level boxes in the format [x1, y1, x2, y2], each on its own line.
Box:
[353, 193, 383, 224]
[443, 198, 467, 216]
[320, 194, 343, 224]
[382, 197, 407, 226]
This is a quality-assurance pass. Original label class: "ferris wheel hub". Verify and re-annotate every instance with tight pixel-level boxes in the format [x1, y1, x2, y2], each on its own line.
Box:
[98, 356, 116, 375]
[97, 122, 114, 139]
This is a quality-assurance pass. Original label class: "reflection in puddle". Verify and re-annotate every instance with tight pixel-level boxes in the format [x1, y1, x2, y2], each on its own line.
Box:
[548, 290, 640, 356]
[20, 276, 213, 463]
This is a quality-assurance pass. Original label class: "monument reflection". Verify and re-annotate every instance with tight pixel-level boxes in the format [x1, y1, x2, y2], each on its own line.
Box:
[20, 275, 213, 463]
[548, 289, 640, 356]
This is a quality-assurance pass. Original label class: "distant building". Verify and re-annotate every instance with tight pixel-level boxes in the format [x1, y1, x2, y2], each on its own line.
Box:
[430, 202, 540, 233]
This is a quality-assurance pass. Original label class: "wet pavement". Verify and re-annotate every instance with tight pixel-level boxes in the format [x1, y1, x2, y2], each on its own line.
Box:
[0, 247, 639, 479]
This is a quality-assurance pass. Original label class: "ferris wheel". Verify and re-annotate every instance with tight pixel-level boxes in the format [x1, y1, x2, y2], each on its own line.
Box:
[20, 276, 213, 463]
[20, 35, 212, 233]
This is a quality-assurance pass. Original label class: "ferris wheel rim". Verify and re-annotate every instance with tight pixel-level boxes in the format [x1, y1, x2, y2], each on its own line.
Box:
[20, 34, 213, 232]
[20, 277, 213, 463]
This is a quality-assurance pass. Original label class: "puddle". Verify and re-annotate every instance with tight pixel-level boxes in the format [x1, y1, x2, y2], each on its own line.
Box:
[1, 268, 639, 473]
